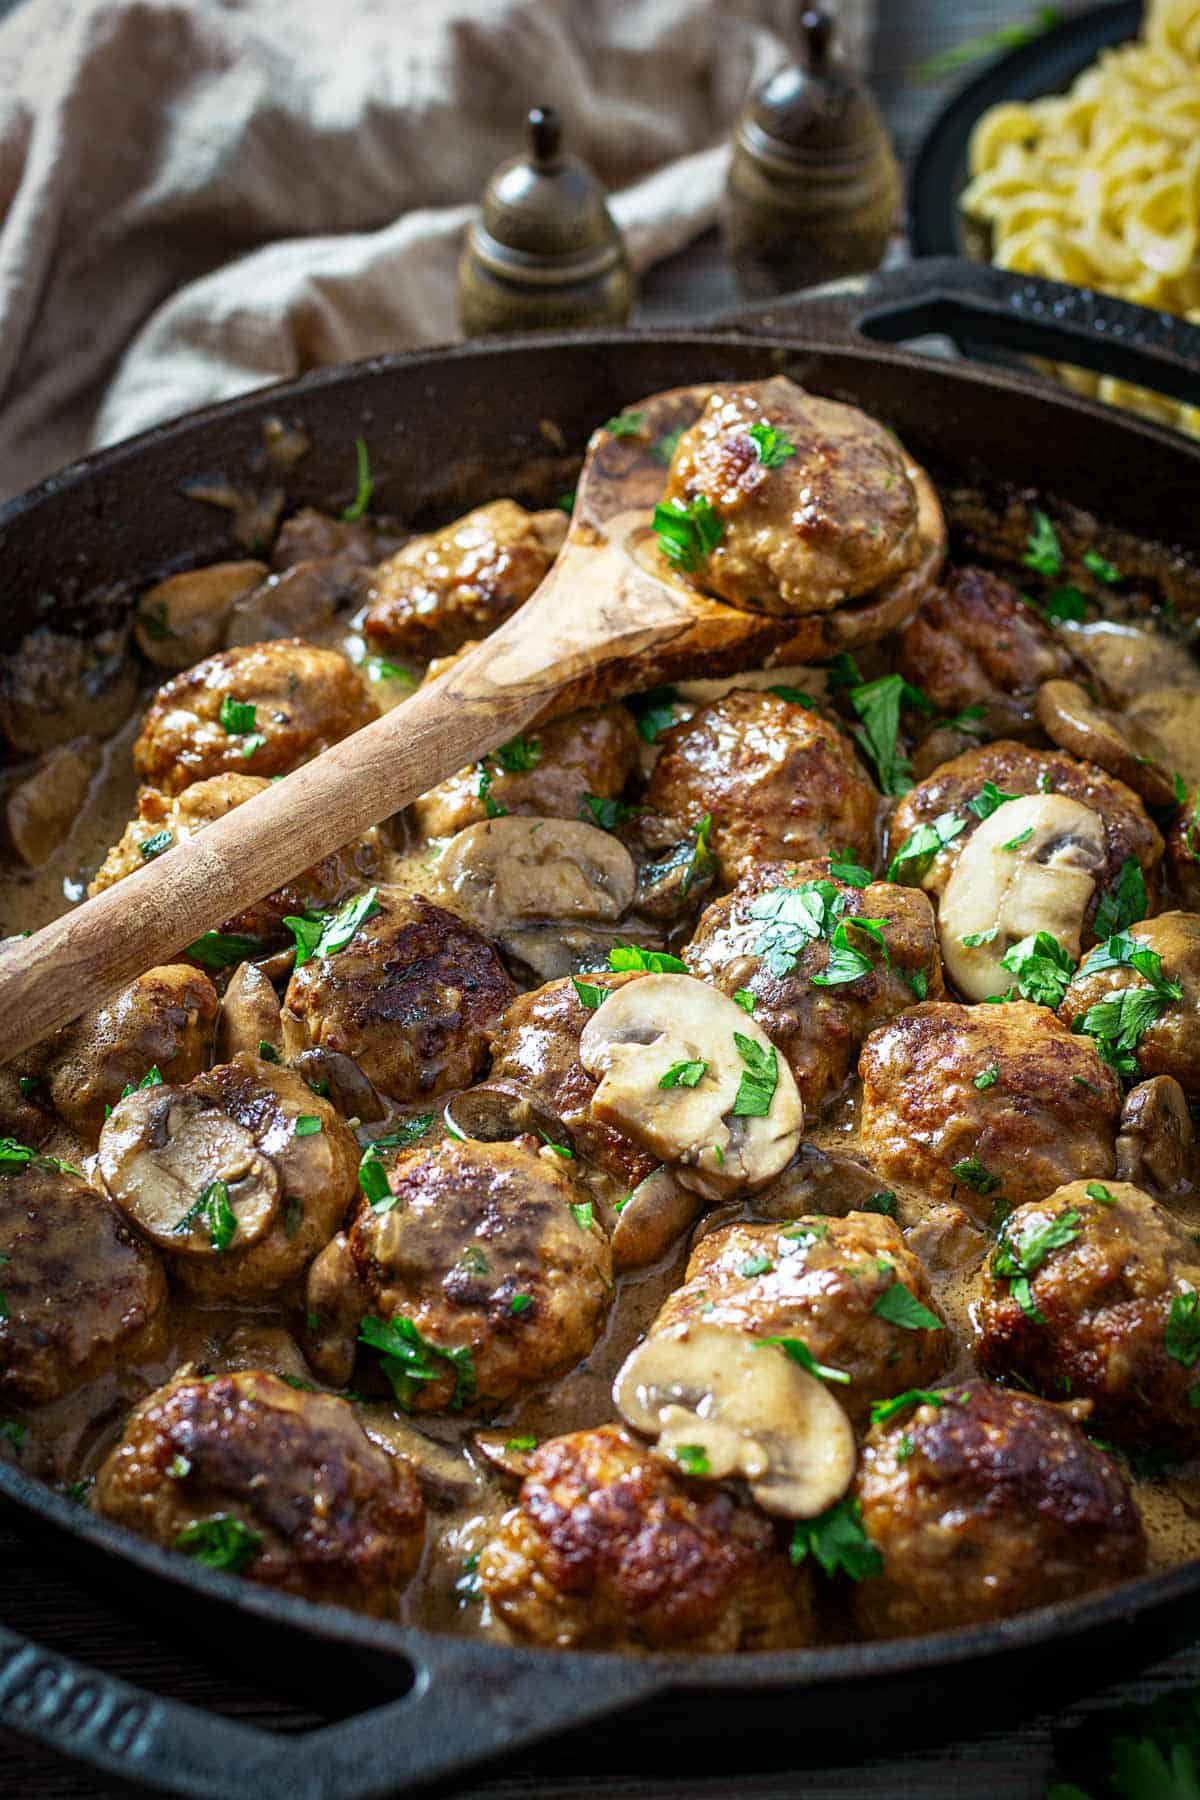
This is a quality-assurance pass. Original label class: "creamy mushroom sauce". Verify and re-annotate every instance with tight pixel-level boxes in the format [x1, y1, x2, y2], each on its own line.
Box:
[6, 504, 1200, 1646]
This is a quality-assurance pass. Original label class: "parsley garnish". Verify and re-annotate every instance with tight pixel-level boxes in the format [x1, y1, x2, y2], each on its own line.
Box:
[359, 1146, 393, 1211]
[1, 1420, 25, 1451]
[652, 427, 684, 466]
[869, 1389, 953, 1427]
[1000, 930, 1075, 1008]
[768, 685, 819, 708]
[747, 421, 796, 468]
[732, 988, 755, 1013]
[789, 1497, 882, 1581]
[139, 829, 173, 860]
[1166, 1289, 1200, 1368]
[284, 887, 380, 967]
[861, 1191, 897, 1217]
[490, 734, 541, 773]
[1083, 549, 1121, 584]
[951, 1155, 1002, 1196]
[748, 877, 843, 977]
[604, 410, 644, 437]
[848, 674, 920, 795]
[825, 651, 862, 692]
[1022, 508, 1062, 577]
[993, 1209, 1082, 1320]
[294, 1114, 321, 1137]
[872, 1284, 943, 1331]
[580, 794, 635, 831]
[968, 780, 1018, 821]
[652, 495, 724, 572]
[1001, 825, 1034, 851]
[1073, 944, 1182, 1078]
[1093, 856, 1148, 939]
[1086, 1181, 1116, 1205]
[571, 976, 608, 1012]
[608, 946, 687, 973]
[371, 1115, 434, 1151]
[627, 686, 679, 744]
[359, 1314, 476, 1411]
[174, 1178, 238, 1254]
[757, 1335, 851, 1386]
[732, 1034, 778, 1117]
[510, 1294, 533, 1316]
[185, 931, 264, 968]
[975, 1065, 999, 1090]
[659, 1059, 707, 1089]
[739, 1253, 774, 1278]
[367, 657, 417, 689]
[506, 1435, 538, 1452]
[886, 811, 967, 883]
[175, 1515, 262, 1572]
[671, 1443, 710, 1476]
[120, 1065, 164, 1101]
[568, 1201, 593, 1231]
[218, 694, 265, 758]
[682, 813, 716, 896]
[476, 764, 506, 818]
[341, 436, 373, 521]
[811, 915, 891, 987]
[829, 854, 873, 887]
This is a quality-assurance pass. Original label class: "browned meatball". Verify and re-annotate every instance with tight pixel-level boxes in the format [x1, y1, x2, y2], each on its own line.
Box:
[853, 1381, 1146, 1639]
[38, 965, 218, 1144]
[654, 1214, 950, 1426]
[88, 774, 383, 946]
[93, 1370, 425, 1615]
[858, 1001, 1122, 1222]
[888, 740, 1162, 919]
[98, 1054, 359, 1302]
[282, 888, 514, 1102]
[0, 1160, 166, 1404]
[365, 500, 566, 659]
[486, 972, 657, 1189]
[479, 1425, 810, 1650]
[896, 565, 1078, 715]
[1058, 912, 1200, 1095]
[661, 379, 918, 615]
[975, 1179, 1200, 1448]
[684, 858, 943, 1110]
[133, 639, 376, 794]
[410, 706, 638, 840]
[645, 691, 878, 888]
[1166, 790, 1200, 910]
[305, 1135, 612, 1406]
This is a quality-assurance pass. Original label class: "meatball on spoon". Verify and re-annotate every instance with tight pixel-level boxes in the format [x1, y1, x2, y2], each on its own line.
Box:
[0, 377, 945, 1058]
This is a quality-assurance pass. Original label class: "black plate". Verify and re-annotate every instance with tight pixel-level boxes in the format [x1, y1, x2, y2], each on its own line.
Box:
[908, 1, 1142, 261]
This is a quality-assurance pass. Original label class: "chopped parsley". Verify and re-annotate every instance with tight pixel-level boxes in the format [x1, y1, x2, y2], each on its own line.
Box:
[652, 494, 724, 572]
[968, 780, 1018, 821]
[185, 930, 264, 968]
[359, 1146, 392, 1210]
[367, 657, 417, 690]
[747, 420, 796, 468]
[789, 1497, 882, 1582]
[604, 410, 645, 437]
[847, 673, 920, 796]
[371, 1114, 434, 1151]
[887, 811, 967, 884]
[120, 1065, 164, 1101]
[505, 1435, 538, 1453]
[569, 1201, 593, 1231]
[174, 1178, 238, 1254]
[284, 886, 380, 967]
[1, 1420, 26, 1451]
[861, 1191, 897, 1217]
[811, 915, 891, 987]
[872, 1283, 943, 1331]
[537, 1129, 573, 1159]
[218, 694, 266, 758]
[732, 988, 756, 1014]
[1022, 508, 1062, 577]
[580, 794, 635, 831]
[476, 765, 506, 818]
[992, 1208, 1082, 1320]
[257, 1040, 279, 1062]
[768, 684, 819, 708]
[757, 1335, 851, 1386]
[869, 1389, 954, 1427]
[1093, 856, 1148, 939]
[825, 651, 862, 692]
[1166, 1289, 1200, 1369]
[670, 1443, 711, 1476]
[829, 854, 873, 888]
[294, 1114, 322, 1137]
[1001, 825, 1034, 851]
[1000, 930, 1075, 1008]
[652, 427, 684, 467]
[490, 733, 541, 774]
[1083, 548, 1121, 584]
[748, 877, 843, 977]
[1073, 940, 1182, 1078]
[571, 976, 608, 1012]
[951, 1155, 1002, 1196]
[627, 686, 679, 744]
[659, 1058, 707, 1089]
[739, 1253, 774, 1278]
[974, 1064, 1000, 1090]
[732, 1033, 778, 1117]
[175, 1515, 262, 1572]
[681, 813, 716, 895]
[139, 829, 173, 860]
[510, 1294, 533, 1316]
[341, 437, 373, 521]
[609, 946, 687, 974]
[359, 1314, 476, 1412]
[1086, 1181, 1116, 1205]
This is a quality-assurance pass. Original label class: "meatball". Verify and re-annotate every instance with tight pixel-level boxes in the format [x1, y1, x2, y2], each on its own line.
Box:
[133, 639, 376, 794]
[858, 1001, 1122, 1222]
[39, 965, 218, 1144]
[684, 858, 943, 1110]
[410, 705, 638, 840]
[93, 1371, 425, 1615]
[1166, 791, 1200, 911]
[661, 379, 919, 615]
[305, 1135, 612, 1406]
[888, 740, 1162, 916]
[98, 1055, 359, 1302]
[487, 972, 658, 1189]
[853, 1381, 1146, 1639]
[282, 888, 514, 1102]
[645, 691, 878, 888]
[0, 1160, 166, 1404]
[896, 565, 1078, 715]
[654, 1214, 950, 1426]
[1058, 912, 1200, 1096]
[89, 774, 382, 946]
[272, 508, 382, 572]
[0, 622, 137, 754]
[478, 1425, 810, 1650]
[365, 500, 567, 659]
[975, 1179, 1200, 1448]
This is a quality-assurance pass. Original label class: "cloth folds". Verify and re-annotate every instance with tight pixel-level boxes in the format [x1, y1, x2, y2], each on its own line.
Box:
[0, 0, 871, 500]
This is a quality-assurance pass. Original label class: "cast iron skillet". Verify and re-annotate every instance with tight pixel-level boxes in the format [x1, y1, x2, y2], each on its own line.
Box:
[3, 259, 1200, 1800]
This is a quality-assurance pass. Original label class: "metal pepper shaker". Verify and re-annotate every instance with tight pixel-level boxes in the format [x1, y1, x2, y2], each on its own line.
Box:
[458, 105, 634, 337]
[722, 6, 900, 300]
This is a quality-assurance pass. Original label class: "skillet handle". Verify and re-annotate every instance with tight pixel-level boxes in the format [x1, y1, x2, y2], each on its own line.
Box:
[713, 255, 1200, 413]
[0, 1618, 655, 1800]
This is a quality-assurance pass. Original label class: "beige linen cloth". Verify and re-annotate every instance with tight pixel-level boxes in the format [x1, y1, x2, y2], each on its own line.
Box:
[0, 0, 871, 502]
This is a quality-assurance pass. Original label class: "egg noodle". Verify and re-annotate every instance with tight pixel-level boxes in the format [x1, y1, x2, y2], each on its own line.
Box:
[960, 0, 1200, 435]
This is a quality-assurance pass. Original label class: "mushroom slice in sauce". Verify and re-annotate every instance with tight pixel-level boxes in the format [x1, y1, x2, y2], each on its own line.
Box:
[98, 1086, 281, 1253]
[578, 973, 803, 1201]
[1036, 679, 1176, 808]
[134, 561, 267, 669]
[610, 1165, 705, 1272]
[938, 793, 1106, 1002]
[434, 816, 636, 936]
[1115, 1075, 1194, 1202]
[217, 960, 283, 1062]
[613, 1322, 855, 1518]
[443, 1078, 572, 1149]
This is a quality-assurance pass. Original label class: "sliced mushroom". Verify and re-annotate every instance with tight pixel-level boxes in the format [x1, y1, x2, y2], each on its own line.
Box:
[217, 960, 282, 1061]
[938, 793, 1106, 1002]
[1036, 679, 1176, 807]
[443, 1079, 571, 1149]
[471, 1428, 537, 1483]
[218, 1324, 314, 1384]
[613, 1322, 855, 1518]
[97, 1086, 281, 1253]
[743, 1143, 899, 1224]
[578, 973, 803, 1201]
[134, 561, 267, 669]
[497, 924, 655, 984]
[611, 1165, 705, 1271]
[357, 1406, 482, 1507]
[434, 817, 636, 938]
[5, 737, 101, 865]
[291, 1047, 386, 1122]
[904, 1202, 988, 1282]
[1116, 1075, 1194, 1201]
[225, 556, 363, 646]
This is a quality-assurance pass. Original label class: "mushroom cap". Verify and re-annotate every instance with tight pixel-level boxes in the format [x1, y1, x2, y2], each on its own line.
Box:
[435, 816, 636, 936]
[938, 792, 1106, 1001]
[614, 1321, 855, 1518]
[443, 1078, 572, 1149]
[610, 1164, 705, 1272]
[578, 972, 803, 1199]
[1036, 679, 1176, 808]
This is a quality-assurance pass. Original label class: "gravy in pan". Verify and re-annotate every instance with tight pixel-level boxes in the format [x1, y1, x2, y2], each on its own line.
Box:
[5, 474, 1200, 1648]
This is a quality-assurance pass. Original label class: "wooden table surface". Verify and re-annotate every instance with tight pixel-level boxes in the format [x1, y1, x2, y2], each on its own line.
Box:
[8, 2, 1182, 1795]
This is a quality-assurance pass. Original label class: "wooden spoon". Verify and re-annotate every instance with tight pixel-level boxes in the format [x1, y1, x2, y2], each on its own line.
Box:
[0, 377, 945, 1061]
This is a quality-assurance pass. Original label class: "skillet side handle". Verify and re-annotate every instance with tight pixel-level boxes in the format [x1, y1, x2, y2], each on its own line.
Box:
[712, 256, 1200, 413]
[0, 1619, 656, 1800]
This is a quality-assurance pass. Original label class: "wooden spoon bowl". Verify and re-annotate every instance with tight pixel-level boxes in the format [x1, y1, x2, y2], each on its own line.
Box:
[0, 378, 946, 1059]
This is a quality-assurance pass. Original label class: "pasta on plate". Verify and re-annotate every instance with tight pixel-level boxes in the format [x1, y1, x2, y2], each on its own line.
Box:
[961, 0, 1200, 436]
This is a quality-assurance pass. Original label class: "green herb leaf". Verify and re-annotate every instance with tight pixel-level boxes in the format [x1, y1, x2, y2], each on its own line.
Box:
[1166, 1289, 1200, 1368]
[627, 686, 679, 744]
[257, 1040, 280, 1063]
[510, 1293, 533, 1316]
[139, 829, 173, 860]
[580, 793, 635, 831]
[829, 854, 873, 888]
[768, 684, 819, 708]
[119, 1065, 164, 1101]
[571, 976, 608, 1012]
[951, 1154, 1002, 1196]
[219, 695, 258, 737]
[789, 1496, 882, 1581]
[886, 811, 967, 883]
[681, 813, 715, 896]
[975, 1064, 1000, 1090]
[476, 764, 506, 819]
[757, 1335, 851, 1386]
[869, 1389, 953, 1427]
[1093, 856, 1148, 939]
[848, 674, 916, 796]
[294, 1114, 322, 1137]
[659, 1058, 707, 1089]
[1022, 507, 1062, 577]
[739, 1252, 774, 1278]
[604, 410, 645, 437]
[367, 657, 417, 689]
[569, 1201, 593, 1231]
[1001, 825, 1034, 851]
[651, 427, 684, 467]
[811, 915, 891, 988]
[748, 877, 844, 977]
[670, 1443, 710, 1476]
[652, 495, 724, 572]
[608, 946, 688, 973]
[1001, 930, 1075, 1008]
[1, 1420, 26, 1450]
[371, 1114, 434, 1151]
[506, 1435, 538, 1452]
[359, 1314, 477, 1411]
[174, 1514, 262, 1572]
[872, 1284, 944, 1331]
[285, 887, 380, 967]
[185, 931, 265, 968]
[732, 1033, 778, 1117]
[732, 988, 756, 1014]
[992, 1209, 1082, 1319]
[174, 1178, 238, 1253]
[341, 436, 373, 521]
[968, 780, 1019, 821]
[1086, 1182, 1116, 1205]
[490, 734, 541, 774]
[1083, 549, 1121, 584]
[861, 1191, 897, 1217]
[359, 1146, 393, 1211]
[825, 651, 862, 693]
[747, 420, 796, 468]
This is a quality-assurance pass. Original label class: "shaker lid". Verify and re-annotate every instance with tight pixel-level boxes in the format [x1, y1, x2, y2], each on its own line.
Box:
[467, 106, 626, 285]
[741, 6, 882, 165]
